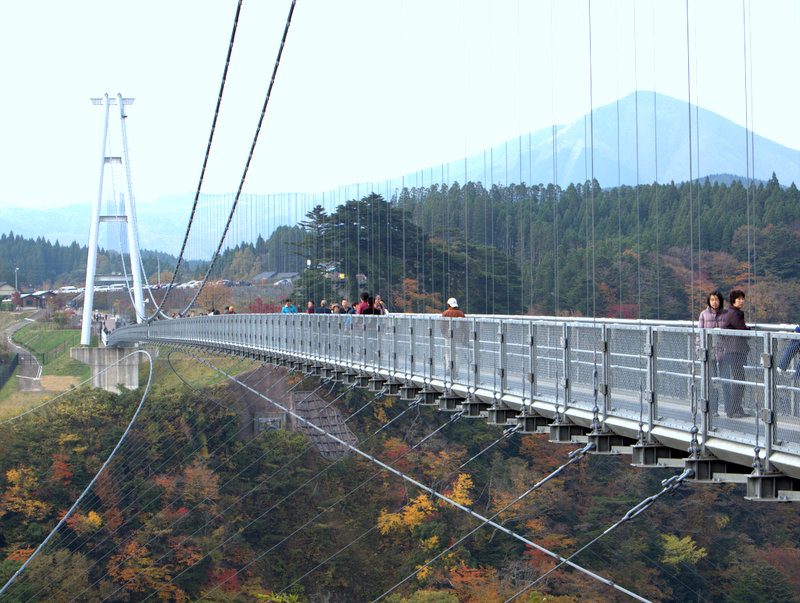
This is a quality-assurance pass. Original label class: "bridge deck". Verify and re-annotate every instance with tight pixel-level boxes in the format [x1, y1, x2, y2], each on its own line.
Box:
[109, 314, 800, 499]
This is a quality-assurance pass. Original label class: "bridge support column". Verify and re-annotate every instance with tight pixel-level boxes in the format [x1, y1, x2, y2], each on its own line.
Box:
[70, 346, 143, 393]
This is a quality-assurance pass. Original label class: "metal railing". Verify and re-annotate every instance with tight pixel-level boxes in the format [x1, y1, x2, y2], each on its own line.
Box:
[109, 313, 800, 468]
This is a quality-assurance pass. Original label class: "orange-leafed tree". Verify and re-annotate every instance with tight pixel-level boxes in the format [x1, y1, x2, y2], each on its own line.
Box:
[0, 467, 50, 521]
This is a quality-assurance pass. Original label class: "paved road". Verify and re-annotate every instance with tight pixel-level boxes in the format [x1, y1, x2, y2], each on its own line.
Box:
[3, 311, 44, 392]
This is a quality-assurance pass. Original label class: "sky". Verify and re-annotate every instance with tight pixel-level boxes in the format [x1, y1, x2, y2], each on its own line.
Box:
[1, 0, 798, 212]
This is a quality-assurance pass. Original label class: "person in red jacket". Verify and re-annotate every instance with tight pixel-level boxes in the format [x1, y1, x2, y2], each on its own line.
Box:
[442, 297, 465, 318]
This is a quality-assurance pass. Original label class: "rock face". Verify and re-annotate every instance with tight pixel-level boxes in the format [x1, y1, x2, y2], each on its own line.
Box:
[227, 365, 357, 459]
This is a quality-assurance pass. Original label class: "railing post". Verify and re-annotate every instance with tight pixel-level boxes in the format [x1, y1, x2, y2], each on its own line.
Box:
[560, 323, 570, 415]
[375, 319, 382, 374]
[763, 332, 775, 472]
[527, 322, 536, 403]
[410, 319, 416, 381]
[427, 317, 435, 388]
[600, 324, 609, 423]
[699, 330, 711, 456]
[471, 318, 479, 395]
[645, 327, 656, 440]
[498, 321, 507, 402]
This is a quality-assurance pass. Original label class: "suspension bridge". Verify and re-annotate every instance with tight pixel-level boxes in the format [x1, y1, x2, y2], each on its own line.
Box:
[4, 0, 800, 600]
[108, 312, 800, 502]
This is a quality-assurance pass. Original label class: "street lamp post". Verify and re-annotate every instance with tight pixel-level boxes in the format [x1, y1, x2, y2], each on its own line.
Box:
[14, 266, 18, 292]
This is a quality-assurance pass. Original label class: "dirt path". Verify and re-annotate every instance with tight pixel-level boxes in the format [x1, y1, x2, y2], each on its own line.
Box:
[3, 311, 45, 392]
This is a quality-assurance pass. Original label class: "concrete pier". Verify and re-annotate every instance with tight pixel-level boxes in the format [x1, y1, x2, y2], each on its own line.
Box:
[70, 346, 142, 393]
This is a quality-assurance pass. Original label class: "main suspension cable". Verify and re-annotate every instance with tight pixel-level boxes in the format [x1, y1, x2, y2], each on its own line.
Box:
[148, 0, 244, 319]
[181, 0, 298, 317]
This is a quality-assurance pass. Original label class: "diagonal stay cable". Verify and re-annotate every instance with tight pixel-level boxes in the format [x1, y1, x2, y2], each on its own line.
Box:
[157, 356, 650, 603]
[373, 441, 598, 602]
[149, 0, 244, 320]
[14, 356, 248, 601]
[505, 468, 696, 603]
[101, 374, 382, 599]
[40, 353, 270, 563]
[280, 423, 524, 596]
[64, 371, 319, 602]
[30, 356, 289, 601]
[0, 350, 148, 427]
[181, 0, 298, 317]
[38, 355, 288, 599]
[197, 407, 465, 600]
[0, 350, 154, 597]
[143, 392, 427, 600]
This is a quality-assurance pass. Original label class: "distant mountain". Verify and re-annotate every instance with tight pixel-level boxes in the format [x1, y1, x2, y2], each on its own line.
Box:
[3, 92, 798, 253]
[401, 91, 800, 189]
[0, 195, 194, 255]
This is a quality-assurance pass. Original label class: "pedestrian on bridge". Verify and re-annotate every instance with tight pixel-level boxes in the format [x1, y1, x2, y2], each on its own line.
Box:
[356, 292, 371, 314]
[318, 299, 332, 314]
[282, 299, 297, 313]
[777, 324, 800, 414]
[697, 290, 727, 416]
[374, 295, 388, 315]
[442, 297, 465, 319]
[306, 301, 316, 314]
[720, 290, 752, 418]
[441, 298, 466, 378]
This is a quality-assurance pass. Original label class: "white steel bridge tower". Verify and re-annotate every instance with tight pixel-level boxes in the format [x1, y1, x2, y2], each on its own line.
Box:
[80, 93, 146, 346]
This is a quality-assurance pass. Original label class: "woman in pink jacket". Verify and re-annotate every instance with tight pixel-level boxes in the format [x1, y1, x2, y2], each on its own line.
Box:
[697, 290, 727, 416]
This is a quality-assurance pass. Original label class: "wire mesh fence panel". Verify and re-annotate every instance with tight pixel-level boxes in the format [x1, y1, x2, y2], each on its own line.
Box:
[531, 323, 561, 404]
[504, 320, 528, 398]
[394, 315, 413, 375]
[567, 324, 603, 410]
[476, 320, 499, 390]
[706, 330, 765, 442]
[363, 318, 380, 371]
[652, 328, 698, 430]
[772, 331, 800, 449]
[607, 325, 649, 420]
[429, 318, 448, 385]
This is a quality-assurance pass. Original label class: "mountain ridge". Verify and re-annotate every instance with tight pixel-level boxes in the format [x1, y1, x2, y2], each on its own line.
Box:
[3, 92, 797, 253]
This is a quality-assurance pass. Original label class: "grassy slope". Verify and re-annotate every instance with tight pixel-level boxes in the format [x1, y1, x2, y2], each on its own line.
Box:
[0, 319, 90, 413]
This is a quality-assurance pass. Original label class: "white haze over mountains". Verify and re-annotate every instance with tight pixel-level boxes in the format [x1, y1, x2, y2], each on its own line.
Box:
[3, 93, 798, 255]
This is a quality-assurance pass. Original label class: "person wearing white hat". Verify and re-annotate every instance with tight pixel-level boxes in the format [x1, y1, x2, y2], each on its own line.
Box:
[441, 297, 466, 377]
[442, 297, 465, 318]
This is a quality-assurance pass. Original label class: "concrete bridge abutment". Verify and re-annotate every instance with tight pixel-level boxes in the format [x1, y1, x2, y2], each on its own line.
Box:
[70, 346, 145, 393]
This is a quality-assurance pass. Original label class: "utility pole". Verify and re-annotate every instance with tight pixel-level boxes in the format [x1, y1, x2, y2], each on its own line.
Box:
[81, 93, 146, 346]
[14, 266, 18, 292]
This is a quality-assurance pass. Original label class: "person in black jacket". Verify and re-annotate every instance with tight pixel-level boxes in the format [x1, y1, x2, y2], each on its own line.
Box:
[719, 290, 751, 418]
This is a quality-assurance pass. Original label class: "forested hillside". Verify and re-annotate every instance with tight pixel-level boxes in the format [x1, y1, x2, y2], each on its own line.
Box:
[0, 362, 797, 601]
[4, 173, 800, 322]
[288, 173, 800, 321]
